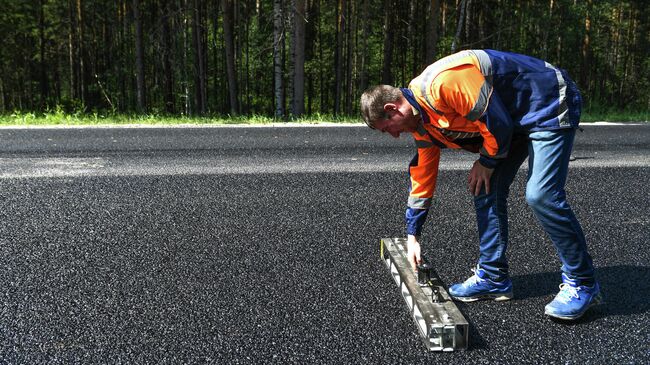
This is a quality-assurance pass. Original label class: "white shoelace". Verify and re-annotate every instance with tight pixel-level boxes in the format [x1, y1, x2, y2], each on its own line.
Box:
[464, 267, 485, 287]
[556, 283, 581, 303]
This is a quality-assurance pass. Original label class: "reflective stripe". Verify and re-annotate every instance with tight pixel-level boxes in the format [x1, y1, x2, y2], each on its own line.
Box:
[418, 126, 449, 149]
[479, 146, 508, 159]
[419, 50, 475, 115]
[469, 50, 493, 81]
[415, 139, 435, 148]
[464, 80, 492, 121]
[546, 61, 570, 127]
[408, 196, 432, 209]
[419, 67, 439, 114]
[439, 129, 482, 139]
[416, 123, 429, 137]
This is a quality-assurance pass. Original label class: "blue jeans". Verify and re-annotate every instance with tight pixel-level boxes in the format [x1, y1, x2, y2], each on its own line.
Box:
[473, 128, 595, 285]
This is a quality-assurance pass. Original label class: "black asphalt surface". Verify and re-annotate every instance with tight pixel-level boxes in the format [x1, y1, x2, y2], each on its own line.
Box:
[1, 124, 649, 364]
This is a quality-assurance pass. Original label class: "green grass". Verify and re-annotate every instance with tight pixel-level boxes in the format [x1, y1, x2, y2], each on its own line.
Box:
[581, 109, 649, 123]
[0, 109, 647, 126]
[0, 111, 362, 126]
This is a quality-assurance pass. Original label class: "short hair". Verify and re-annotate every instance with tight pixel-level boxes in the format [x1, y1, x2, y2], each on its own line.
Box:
[360, 85, 403, 128]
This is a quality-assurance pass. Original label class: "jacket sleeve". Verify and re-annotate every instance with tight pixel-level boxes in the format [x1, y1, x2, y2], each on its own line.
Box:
[405, 140, 441, 236]
[434, 65, 514, 168]
[475, 92, 514, 168]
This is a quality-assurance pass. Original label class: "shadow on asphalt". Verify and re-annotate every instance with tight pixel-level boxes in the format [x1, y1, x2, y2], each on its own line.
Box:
[512, 265, 649, 322]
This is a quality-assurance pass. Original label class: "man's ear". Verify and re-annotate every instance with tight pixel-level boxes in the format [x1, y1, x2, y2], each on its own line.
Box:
[383, 103, 398, 113]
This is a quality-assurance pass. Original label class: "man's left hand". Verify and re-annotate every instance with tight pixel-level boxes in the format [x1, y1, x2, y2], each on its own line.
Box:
[468, 160, 494, 196]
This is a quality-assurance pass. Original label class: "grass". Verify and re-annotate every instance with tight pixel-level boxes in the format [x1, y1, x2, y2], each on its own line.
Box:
[0, 109, 647, 126]
[581, 109, 649, 123]
[0, 111, 362, 126]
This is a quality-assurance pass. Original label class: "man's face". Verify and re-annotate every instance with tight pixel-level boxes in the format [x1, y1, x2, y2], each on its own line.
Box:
[373, 97, 419, 138]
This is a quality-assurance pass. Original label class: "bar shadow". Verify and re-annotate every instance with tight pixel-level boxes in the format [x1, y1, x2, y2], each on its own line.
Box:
[462, 304, 489, 350]
[511, 265, 650, 323]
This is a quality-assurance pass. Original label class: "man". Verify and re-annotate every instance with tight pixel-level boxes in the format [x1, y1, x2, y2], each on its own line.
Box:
[360, 49, 600, 320]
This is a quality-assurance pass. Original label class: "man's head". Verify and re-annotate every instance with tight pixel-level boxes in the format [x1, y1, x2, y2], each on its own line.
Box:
[360, 85, 420, 138]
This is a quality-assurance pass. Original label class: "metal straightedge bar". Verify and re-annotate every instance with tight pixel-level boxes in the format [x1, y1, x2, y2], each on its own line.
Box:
[380, 237, 469, 351]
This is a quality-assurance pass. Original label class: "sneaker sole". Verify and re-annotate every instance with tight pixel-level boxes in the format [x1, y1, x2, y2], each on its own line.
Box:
[451, 292, 514, 302]
[544, 293, 602, 320]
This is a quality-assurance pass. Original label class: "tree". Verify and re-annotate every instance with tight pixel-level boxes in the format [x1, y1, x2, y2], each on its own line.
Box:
[358, 0, 370, 93]
[292, 0, 306, 117]
[133, 0, 146, 112]
[0, 0, 648, 116]
[222, 0, 239, 115]
[334, 0, 345, 115]
[160, 0, 175, 114]
[39, 0, 48, 107]
[580, 0, 592, 95]
[425, 0, 441, 66]
[381, 0, 394, 85]
[451, 0, 467, 53]
[193, 0, 207, 115]
[273, 0, 285, 118]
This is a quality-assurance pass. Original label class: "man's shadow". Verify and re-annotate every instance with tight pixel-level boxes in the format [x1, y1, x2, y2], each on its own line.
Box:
[458, 265, 648, 350]
[511, 265, 649, 323]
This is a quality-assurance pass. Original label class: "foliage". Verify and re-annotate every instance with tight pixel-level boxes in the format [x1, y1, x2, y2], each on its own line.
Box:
[0, 0, 648, 118]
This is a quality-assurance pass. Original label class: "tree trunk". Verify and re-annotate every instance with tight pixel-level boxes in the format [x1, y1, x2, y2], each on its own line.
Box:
[292, 0, 306, 117]
[317, 0, 326, 114]
[212, 1, 220, 111]
[287, 0, 295, 115]
[193, 0, 207, 114]
[273, 0, 285, 118]
[68, 0, 77, 100]
[425, 0, 440, 66]
[222, 0, 238, 115]
[619, 6, 635, 107]
[451, 0, 466, 53]
[334, 0, 345, 115]
[580, 0, 592, 92]
[407, 0, 416, 76]
[244, 8, 250, 114]
[179, 0, 192, 115]
[118, 0, 127, 111]
[464, 0, 472, 46]
[133, 0, 146, 113]
[39, 0, 48, 108]
[345, 0, 354, 114]
[381, 0, 394, 85]
[542, 0, 554, 60]
[76, 0, 85, 105]
[0, 76, 5, 113]
[161, 0, 175, 113]
[358, 0, 369, 92]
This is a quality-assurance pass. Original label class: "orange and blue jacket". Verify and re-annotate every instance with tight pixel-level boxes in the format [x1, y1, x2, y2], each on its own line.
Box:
[404, 49, 582, 235]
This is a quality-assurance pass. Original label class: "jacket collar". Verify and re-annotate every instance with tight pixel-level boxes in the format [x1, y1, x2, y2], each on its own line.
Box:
[400, 88, 429, 125]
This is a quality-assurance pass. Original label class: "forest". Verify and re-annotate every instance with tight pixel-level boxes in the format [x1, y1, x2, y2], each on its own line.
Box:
[1, 0, 648, 119]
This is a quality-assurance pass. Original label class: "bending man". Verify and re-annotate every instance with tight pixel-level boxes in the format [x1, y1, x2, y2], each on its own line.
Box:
[360, 49, 600, 320]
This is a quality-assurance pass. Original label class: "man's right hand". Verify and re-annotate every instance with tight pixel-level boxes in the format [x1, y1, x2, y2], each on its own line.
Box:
[406, 234, 422, 270]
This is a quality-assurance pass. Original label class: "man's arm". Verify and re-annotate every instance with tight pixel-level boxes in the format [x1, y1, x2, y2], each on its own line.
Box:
[405, 140, 440, 268]
[474, 92, 514, 169]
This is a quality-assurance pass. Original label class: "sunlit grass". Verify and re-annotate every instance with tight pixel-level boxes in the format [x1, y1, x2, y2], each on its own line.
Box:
[0, 109, 647, 126]
[581, 109, 649, 123]
[0, 111, 362, 126]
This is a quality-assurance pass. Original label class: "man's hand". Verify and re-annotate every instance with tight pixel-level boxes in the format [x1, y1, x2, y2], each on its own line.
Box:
[468, 160, 494, 196]
[406, 234, 422, 270]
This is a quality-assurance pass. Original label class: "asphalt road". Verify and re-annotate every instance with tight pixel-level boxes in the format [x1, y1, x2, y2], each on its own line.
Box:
[0, 124, 648, 364]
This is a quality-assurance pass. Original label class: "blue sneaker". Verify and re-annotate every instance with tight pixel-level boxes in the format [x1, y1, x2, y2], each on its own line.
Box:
[544, 273, 602, 320]
[448, 266, 513, 302]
